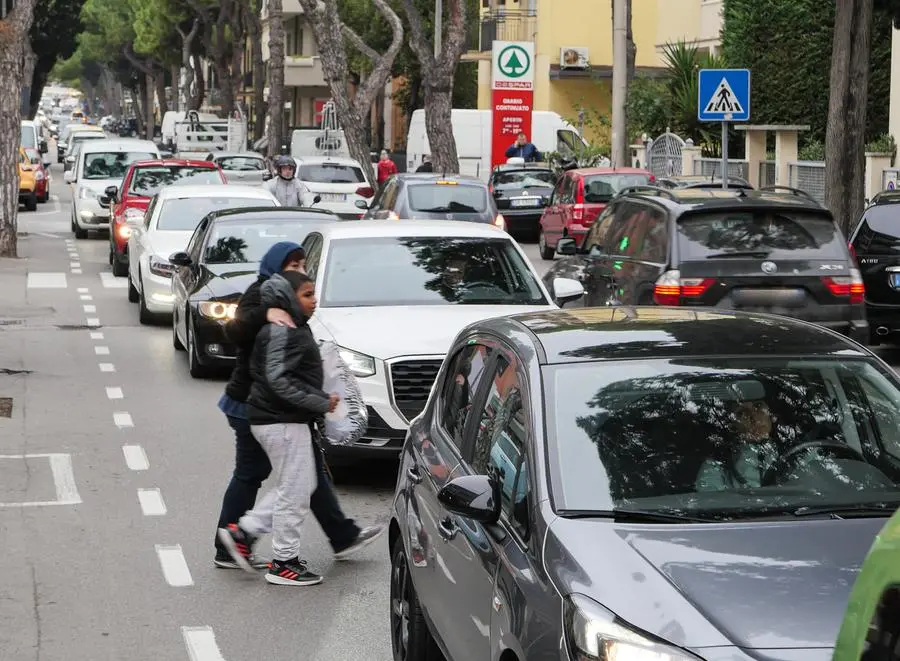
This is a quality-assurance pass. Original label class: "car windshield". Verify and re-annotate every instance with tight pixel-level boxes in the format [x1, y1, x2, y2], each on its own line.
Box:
[129, 166, 223, 196]
[321, 237, 547, 307]
[492, 170, 555, 189]
[68, 133, 104, 151]
[156, 197, 277, 231]
[582, 174, 652, 203]
[20, 125, 36, 148]
[678, 210, 844, 259]
[298, 163, 365, 184]
[548, 357, 900, 520]
[24, 149, 41, 165]
[218, 156, 266, 172]
[204, 220, 323, 264]
[407, 183, 489, 213]
[83, 152, 156, 180]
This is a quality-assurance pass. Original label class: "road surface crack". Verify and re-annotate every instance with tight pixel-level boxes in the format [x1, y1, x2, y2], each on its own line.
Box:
[0, 368, 32, 375]
[30, 564, 42, 660]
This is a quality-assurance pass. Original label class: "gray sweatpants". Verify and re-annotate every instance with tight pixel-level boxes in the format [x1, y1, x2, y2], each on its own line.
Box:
[241, 423, 318, 562]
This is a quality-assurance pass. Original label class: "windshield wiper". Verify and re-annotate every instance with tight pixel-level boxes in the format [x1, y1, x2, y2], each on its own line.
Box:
[558, 508, 713, 523]
[792, 502, 900, 518]
[705, 250, 771, 259]
[418, 206, 452, 213]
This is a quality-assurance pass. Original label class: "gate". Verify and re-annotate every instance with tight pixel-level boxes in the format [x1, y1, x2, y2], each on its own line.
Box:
[646, 132, 685, 178]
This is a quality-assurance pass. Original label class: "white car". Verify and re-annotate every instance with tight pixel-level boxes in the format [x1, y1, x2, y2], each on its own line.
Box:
[293, 155, 373, 219]
[127, 184, 279, 323]
[299, 219, 584, 459]
[66, 138, 160, 238]
[204, 151, 268, 186]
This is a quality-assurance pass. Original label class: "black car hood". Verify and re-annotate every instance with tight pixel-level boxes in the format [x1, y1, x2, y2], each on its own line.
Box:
[545, 516, 884, 651]
[197, 263, 259, 300]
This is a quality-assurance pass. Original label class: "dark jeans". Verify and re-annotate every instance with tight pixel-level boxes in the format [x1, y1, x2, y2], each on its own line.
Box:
[214, 415, 361, 554]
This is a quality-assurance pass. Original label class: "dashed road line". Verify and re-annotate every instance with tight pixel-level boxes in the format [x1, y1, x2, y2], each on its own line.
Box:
[99, 363, 115, 372]
[90, 332, 104, 340]
[156, 545, 194, 587]
[70, 262, 81, 268]
[106, 387, 123, 400]
[86, 318, 100, 326]
[100, 272, 127, 289]
[84, 304, 97, 313]
[122, 445, 149, 470]
[138, 488, 167, 516]
[80, 294, 93, 301]
[182, 627, 227, 661]
[113, 412, 133, 428]
[72, 269, 82, 274]
[94, 346, 110, 355]
[77, 287, 89, 293]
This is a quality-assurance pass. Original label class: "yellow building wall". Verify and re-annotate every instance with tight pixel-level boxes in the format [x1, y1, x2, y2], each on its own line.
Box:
[654, 0, 702, 54]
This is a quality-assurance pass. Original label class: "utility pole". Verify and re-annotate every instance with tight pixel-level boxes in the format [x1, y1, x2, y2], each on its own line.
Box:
[610, 0, 627, 168]
[434, 0, 442, 57]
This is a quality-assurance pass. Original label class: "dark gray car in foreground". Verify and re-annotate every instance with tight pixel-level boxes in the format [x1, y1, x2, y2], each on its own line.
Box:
[388, 307, 900, 661]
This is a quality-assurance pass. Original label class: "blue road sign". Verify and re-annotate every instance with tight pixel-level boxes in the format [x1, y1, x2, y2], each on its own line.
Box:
[698, 69, 751, 122]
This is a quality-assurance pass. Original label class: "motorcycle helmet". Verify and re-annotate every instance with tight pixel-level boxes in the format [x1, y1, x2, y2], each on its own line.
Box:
[274, 155, 296, 180]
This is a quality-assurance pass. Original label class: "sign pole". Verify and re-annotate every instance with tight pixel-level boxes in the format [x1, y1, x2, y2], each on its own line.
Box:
[721, 120, 728, 190]
[697, 69, 750, 189]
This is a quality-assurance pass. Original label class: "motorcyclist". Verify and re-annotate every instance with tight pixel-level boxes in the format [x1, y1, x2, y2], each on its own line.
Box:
[264, 155, 312, 207]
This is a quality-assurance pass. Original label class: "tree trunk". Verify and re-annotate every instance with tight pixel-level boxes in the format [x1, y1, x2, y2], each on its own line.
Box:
[246, 6, 266, 142]
[265, 0, 285, 157]
[824, 0, 873, 235]
[0, 0, 39, 257]
[401, 0, 468, 173]
[229, 9, 246, 118]
[155, 73, 169, 118]
[132, 85, 145, 136]
[191, 53, 205, 110]
[374, 85, 386, 151]
[21, 38, 37, 117]
[404, 74, 421, 134]
[145, 72, 156, 140]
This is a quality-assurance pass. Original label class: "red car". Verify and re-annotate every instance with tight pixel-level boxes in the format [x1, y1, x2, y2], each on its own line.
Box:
[106, 159, 226, 276]
[538, 167, 654, 260]
[23, 147, 50, 203]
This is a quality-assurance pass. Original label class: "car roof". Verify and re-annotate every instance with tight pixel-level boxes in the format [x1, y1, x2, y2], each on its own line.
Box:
[209, 207, 340, 222]
[492, 163, 554, 172]
[212, 152, 265, 159]
[571, 167, 652, 176]
[313, 219, 510, 239]
[67, 124, 104, 132]
[617, 186, 828, 214]
[81, 139, 159, 154]
[478, 307, 866, 364]
[130, 159, 219, 168]
[395, 172, 486, 184]
[294, 155, 362, 166]
[155, 184, 277, 200]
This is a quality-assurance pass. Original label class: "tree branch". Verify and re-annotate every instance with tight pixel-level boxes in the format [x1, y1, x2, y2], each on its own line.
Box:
[342, 24, 380, 63]
[123, 43, 156, 76]
[349, 0, 404, 113]
[401, 0, 468, 80]
[400, 0, 433, 73]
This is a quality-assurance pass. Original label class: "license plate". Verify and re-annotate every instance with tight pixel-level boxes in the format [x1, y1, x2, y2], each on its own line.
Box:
[510, 197, 540, 208]
[321, 193, 347, 202]
[891, 274, 900, 287]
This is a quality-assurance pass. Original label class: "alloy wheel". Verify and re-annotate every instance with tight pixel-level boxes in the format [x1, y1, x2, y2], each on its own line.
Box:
[390, 548, 411, 660]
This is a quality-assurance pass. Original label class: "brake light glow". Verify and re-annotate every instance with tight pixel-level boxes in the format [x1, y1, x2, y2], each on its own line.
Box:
[822, 270, 865, 304]
[653, 270, 715, 305]
[387, 211, 400, 220]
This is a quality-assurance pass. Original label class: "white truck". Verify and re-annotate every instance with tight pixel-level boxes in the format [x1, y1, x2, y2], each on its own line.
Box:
[406, 109, 587, 181]
[168, 109, 248, 158]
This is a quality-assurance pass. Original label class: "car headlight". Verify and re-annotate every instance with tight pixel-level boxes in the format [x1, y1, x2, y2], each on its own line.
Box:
[148, 256, 175, 278]
[198, 301, 237, 320]
[564, 594, 700, 661]
[338, 346, 375, 377]
[79, 187, 98, 200]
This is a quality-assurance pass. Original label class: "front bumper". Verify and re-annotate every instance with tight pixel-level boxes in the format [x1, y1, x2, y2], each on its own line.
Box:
[74, 198, 110, 230]
[19, 187, 36, 200]
[192, 313, 237, 367]
[141, 270, 176, 313]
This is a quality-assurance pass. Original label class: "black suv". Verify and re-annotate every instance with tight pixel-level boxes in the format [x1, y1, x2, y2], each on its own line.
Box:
[657, 174, 754, 190]
[849, 191, 900, 343]
[487, 163, 556, 238]
[542, 185, 868, 343]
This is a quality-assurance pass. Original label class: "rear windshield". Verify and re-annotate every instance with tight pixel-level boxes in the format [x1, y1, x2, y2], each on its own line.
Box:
[852, 205, 900, 255]
[20, 125, 36, 148]
[129, 166, 223, 196]
[407, 183, 489, 213]
[83, 152, 156, 180]
[218, 156, 266, 172]
[157, 197, 277, 231]
[583, 174, 652, 203]
[492, 169, 555, 189]
[677, 210, 845, 259]
[298, 163, 365, 184]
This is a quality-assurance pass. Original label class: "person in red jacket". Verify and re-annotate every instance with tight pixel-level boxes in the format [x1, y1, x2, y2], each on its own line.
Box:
[376, 149, 398, 185]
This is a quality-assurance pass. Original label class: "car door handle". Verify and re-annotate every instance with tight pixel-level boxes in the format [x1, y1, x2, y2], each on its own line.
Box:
[438, 516, 457, 541]
[406, 465, 423, 485]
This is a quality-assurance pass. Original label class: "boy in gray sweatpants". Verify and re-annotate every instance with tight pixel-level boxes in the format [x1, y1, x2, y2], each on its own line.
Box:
[219, 271, 338, 586]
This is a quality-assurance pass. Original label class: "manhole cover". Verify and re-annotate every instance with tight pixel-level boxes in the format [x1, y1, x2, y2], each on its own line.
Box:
[0, 398, 11, 418]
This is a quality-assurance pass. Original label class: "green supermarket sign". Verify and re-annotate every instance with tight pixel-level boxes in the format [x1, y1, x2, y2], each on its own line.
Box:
[497, 45, 531, 79]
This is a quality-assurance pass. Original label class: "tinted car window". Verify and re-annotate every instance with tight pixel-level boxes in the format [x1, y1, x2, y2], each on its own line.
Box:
[20, 125, 36, 148]
[217, 156, 266, 171]
[853, 206, 900, 255]
[321, 237, 547, 307]
[204, 220, 323, 264]
[609, 203, 668, 261]
[129, 166, 223, 196]
[83, 152, 156, 180]
[407, 183, 488, 213]
[548, 357, 900, 518]
[492, 169, 555, 189]
[156, 197, 276, 231]
[677, 210, 845, 259]
[441, 344, 493, 450]
[299, 163, 365, 183]
[583, 174, 652, 202]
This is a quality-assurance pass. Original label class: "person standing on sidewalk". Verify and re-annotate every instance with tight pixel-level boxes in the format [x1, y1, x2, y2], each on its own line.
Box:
[219, 271, 334, 585]
[376, 149, 398, 185]
[213, 241, 382, 570]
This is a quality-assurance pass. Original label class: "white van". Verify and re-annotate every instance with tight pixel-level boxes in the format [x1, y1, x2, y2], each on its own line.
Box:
[161, 110, 220, 146]
[406, 109, 587, 181]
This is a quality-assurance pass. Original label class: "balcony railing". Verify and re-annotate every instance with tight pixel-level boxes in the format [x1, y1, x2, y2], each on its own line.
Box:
[468, 9, 537, 52]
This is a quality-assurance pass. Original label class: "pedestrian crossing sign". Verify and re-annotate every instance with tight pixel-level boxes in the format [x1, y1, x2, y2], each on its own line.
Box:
[698, 69, 751, 122]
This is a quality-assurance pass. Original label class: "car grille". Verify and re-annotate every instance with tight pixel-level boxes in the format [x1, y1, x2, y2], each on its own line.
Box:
[390, 359, 443, 422]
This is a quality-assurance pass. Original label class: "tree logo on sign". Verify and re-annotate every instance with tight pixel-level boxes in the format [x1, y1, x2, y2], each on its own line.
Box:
[498, 45, 531, 78]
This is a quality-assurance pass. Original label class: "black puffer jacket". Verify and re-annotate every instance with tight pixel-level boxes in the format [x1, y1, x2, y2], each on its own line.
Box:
[246, 274, 330, 425]
[223, 276, 266, 402]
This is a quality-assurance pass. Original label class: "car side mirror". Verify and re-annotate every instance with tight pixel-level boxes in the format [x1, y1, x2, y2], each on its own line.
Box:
[552, 277, 585, 307]
[556, 237, 577, 256]
[105, 185, 118, 202]
[262, 172, 273, 181]
[63, 170, 74, 184]
[354, 199, 369, 210]
[437, 475, 501, 524]
[169, 251, 192, 267]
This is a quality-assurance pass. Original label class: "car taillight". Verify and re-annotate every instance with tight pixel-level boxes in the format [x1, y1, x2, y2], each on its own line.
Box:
[649, 174, 656, 183]
[822, 270, 865, 304]
[848, 242, 857, 262]
[653, 270, 715, 305]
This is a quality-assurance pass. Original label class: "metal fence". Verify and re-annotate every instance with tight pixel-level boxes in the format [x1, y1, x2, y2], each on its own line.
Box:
[692, 158, 749, 180]
[788, 161, 826, 204]
[471, 9, 538, 51]
[759, 161, 776, 187]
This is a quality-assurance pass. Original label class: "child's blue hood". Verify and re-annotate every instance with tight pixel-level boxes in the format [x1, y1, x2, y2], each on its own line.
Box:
[259, 241, 302, 277]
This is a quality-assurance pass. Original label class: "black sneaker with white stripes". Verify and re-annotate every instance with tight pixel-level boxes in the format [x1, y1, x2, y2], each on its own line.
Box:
[217, 523, 258, 573]
[334, 525, 385, 561]
[266, 558, 323, 586]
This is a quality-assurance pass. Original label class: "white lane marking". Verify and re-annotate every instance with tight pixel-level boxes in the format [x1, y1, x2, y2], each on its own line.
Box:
[138, 488, 167, 516]
[70, 262, 81, 268]
[0, 454, 82, 507]
[80, 294, 93, 301]
[122, 445, 148, 470]
[72, 269, 82, 274]
[83, 304, 96, 313]
[77, 287, 89, 293]
[86, 318, 100, 326]
[94, 346, 110, 355]
[99, 363, 115, 372]
[26, 272, 67, 288]
[156, 545, 194, 587]
[113, 412, 133, 428]
[182, 627, 227, 661]
[100, 272, 127, 289]
[89, 331, 103, 340]
[106, 387, 123, 399]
